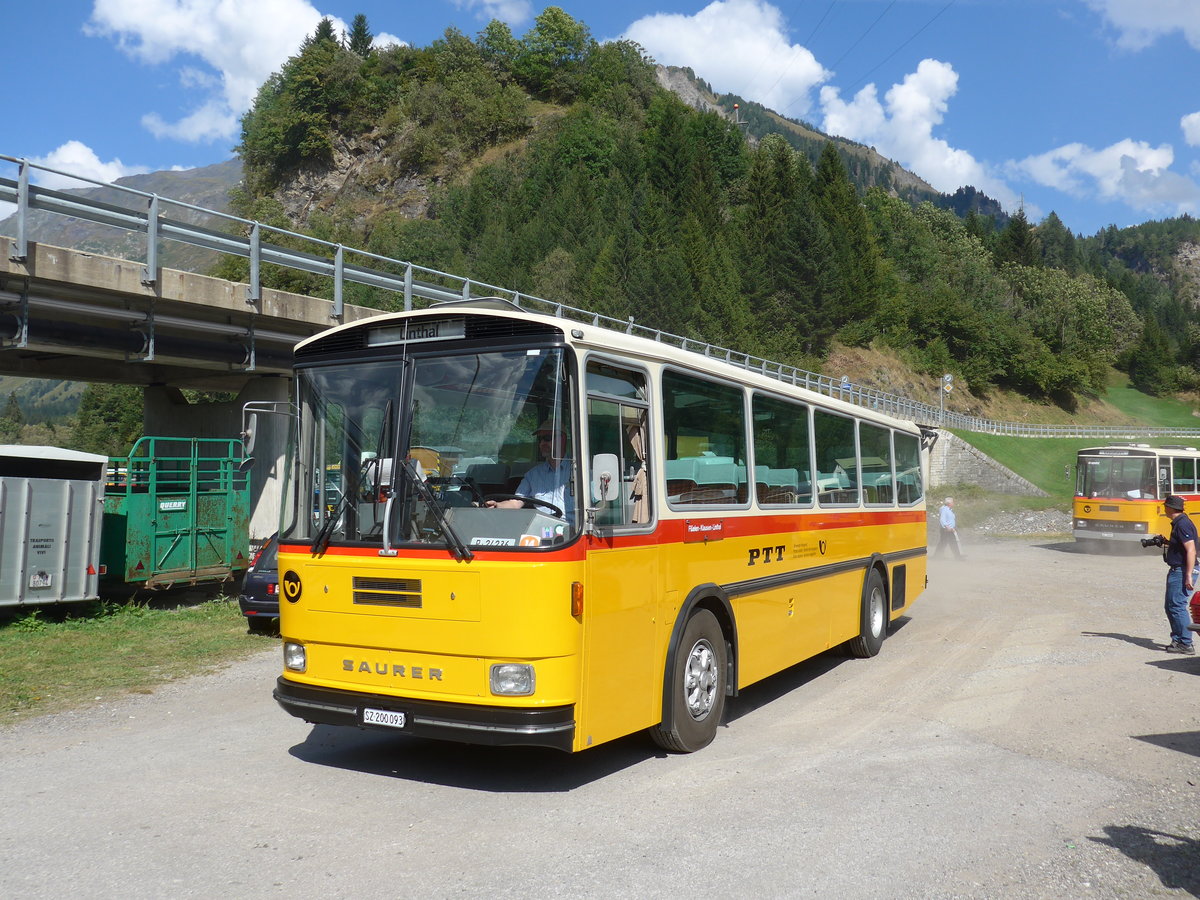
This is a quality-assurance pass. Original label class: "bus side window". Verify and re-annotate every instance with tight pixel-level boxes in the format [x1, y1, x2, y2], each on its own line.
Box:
[858, 421, 895, 506]
[894, 431, 924, 505]
[1173, 457, 1196, 494]
[813, 409, 859, 506]
[751, 392, 811, 507]
[662, 369, 747, 508]
[586, 362, 651, 527]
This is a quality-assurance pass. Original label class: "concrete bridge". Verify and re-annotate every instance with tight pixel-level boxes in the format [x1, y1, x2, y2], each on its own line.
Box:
[0, 237, 378, 387]
[0, 237, 384, 539]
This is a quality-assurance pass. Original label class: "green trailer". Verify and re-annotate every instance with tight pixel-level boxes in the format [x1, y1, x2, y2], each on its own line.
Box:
[100, 437, 251, 590]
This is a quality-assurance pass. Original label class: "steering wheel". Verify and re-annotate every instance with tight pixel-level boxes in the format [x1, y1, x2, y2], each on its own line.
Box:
[484, 493, 564, 518]
[429, 476, 484, 507]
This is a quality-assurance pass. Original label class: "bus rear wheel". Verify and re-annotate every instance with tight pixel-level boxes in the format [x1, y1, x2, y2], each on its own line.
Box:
[650, 609, 727, 753]
[848, 568, 887, 658]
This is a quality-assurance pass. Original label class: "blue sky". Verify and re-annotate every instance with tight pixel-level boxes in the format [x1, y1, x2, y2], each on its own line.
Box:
[4, 0, 1200, 238]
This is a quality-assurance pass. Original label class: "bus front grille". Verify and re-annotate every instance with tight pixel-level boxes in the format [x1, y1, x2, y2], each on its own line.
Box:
[352, 577, 422, 607]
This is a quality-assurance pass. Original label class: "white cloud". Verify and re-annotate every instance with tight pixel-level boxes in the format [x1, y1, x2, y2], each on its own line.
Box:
[450, 0, 532, 26]
[142, 102, 239, 143]
[1013, 138, 1200, 217]
[1183, 111, 1200, 147]
[0, 140, 152, 227]
[624, 0, 829, 116]
[178, 66, 220, 91]
[819, 59, 1021, 211]
[33, 141, 150, 189]
[1083, 0, 1200, 51]
[86, 0, 339, 144]
[373, 32, 406, 51]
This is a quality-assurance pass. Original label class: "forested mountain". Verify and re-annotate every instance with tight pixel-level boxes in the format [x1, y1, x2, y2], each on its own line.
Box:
[227, 7, 1195, 411]
[656, 65, 946, 211]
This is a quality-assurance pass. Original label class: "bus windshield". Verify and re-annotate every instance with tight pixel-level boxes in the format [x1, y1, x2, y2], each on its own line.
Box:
[284, 346, 579, 551]
[1077, 454, 1158, 500]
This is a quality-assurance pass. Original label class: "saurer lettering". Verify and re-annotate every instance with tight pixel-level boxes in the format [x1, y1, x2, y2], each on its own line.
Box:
[344, 659, 443, 680]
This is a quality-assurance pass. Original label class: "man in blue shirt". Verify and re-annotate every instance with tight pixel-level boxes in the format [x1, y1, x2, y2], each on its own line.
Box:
[487, 420, 574, 518]
[1160, 494, 1196, 655]
[933, 496, 962, 559]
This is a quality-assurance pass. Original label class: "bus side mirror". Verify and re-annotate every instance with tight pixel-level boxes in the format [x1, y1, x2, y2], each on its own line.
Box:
[242, 411, 258, 456]
[591, 453, 620, 502]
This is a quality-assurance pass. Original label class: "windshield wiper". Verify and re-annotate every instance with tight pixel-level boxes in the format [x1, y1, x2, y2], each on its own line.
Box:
[312, 486, 349, 555]
[399, 457, 474, 562]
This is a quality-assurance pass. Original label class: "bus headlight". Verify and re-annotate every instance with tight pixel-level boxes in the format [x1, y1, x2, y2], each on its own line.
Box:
[490, 663, 535, 696]
[284, 642, 307, 672]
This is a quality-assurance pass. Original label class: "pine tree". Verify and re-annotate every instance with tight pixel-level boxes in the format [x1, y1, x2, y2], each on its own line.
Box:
[0, 391, 22, 443]
[347, 14, 373, 56]
[995, 208, 1039, 267]
[814, 142, 885, 345]
[2, 392, 23, 426]
[1127, 320, 1177, 395]
[302, 17, 337, 51]
[1036, 211, 1079, 273]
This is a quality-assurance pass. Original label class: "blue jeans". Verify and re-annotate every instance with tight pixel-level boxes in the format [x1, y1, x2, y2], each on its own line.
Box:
[1164, 567, 1195, 647]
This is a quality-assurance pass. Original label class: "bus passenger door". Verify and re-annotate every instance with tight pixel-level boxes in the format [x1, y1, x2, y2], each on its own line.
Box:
[580, 387, 660, 749]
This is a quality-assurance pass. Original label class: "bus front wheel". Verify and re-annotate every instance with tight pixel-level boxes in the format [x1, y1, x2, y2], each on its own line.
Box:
[650, 608, 727, 753]
[848, 568, 887, 658]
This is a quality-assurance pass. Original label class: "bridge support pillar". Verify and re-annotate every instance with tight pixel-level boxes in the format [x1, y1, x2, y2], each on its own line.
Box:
[144, 378, 290, 542]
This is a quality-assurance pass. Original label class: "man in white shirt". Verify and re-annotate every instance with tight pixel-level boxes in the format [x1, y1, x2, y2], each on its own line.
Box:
[934, 496, 963, 558]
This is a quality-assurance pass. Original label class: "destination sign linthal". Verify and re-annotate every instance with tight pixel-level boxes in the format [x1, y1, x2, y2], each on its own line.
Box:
[368, 319, 466, 347]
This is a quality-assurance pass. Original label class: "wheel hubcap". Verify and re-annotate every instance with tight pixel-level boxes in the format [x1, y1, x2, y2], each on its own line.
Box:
[869, 585, 885, 637]
[684, 638, 718, 721]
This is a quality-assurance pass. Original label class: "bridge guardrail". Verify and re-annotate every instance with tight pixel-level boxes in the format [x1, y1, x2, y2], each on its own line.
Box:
[3, 153, 1195, 441]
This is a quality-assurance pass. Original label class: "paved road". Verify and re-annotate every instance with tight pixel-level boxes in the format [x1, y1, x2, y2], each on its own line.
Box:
[2, 538, 1198, 899]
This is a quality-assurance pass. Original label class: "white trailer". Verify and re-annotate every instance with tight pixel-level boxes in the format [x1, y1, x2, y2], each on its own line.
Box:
[0, 445, 108, 607]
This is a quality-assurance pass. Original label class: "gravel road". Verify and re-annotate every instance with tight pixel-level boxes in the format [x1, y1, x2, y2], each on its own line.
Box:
[2, 534, 1198, 899]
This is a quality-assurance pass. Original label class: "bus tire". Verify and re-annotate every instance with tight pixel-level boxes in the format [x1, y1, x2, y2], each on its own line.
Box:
[848, 567, 887, 659]
[650, 609, 727, 753]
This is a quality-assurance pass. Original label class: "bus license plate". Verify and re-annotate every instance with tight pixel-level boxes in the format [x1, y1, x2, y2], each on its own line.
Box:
[363, 708, 406, 729]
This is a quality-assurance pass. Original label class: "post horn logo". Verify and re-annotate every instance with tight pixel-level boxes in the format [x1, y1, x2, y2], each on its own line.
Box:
[282, 571, 302, 603]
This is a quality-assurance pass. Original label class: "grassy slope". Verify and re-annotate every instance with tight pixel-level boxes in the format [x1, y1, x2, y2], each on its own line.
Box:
[949, 372, 1200, 506]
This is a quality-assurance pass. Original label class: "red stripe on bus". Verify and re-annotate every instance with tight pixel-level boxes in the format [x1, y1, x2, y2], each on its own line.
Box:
[279, 508, 925, 562]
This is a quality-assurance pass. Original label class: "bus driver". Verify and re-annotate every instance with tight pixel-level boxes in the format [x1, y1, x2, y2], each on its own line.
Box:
[486, 420, 574, 518]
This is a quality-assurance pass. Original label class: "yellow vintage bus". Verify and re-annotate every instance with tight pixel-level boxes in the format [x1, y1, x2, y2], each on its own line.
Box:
[272, 299, 931, 753]
[1073, 444, 1200, 548]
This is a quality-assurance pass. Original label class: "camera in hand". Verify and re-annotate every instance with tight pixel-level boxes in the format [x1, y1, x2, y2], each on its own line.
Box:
[1140, 534, 1167, 548]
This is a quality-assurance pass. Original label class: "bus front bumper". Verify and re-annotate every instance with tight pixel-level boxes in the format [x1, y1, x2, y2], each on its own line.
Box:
[1072, 523, 1148, 542]
[273, 677, 576, 752]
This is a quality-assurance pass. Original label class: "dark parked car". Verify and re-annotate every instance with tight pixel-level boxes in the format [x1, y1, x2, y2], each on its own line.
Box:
[239, 534, 279, 634]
